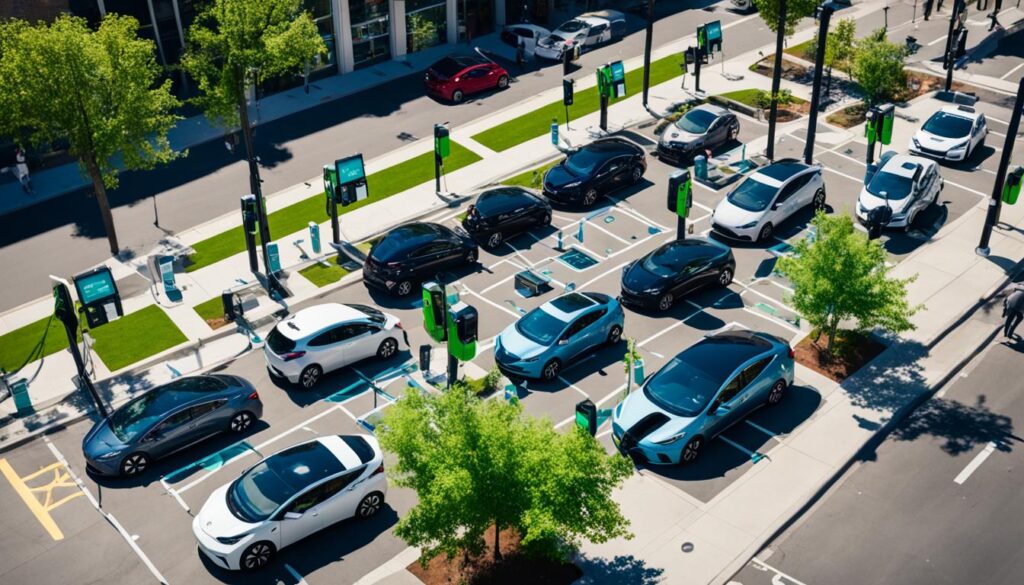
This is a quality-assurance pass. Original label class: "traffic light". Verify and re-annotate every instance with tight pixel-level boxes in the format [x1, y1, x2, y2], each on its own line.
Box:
[447, 301, 478, 362]
[434, 124, 450, 159]
[1003, 166, 1024, 205]
[667, 170, 693, 218]
[422, 281, 447, 342]
[563, 79, 574, 106]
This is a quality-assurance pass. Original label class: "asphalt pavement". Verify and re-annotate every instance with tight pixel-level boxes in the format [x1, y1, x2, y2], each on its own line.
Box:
[728, 335, 1024, 585]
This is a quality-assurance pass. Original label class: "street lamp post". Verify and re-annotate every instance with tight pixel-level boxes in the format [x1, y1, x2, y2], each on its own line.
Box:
[943, 0, 966, 91]
[804, 3, 838, 165]
[642, 0, 655, 110]
[977, 76, 1024, 256]
[766, 0, 788, 161]
[236, 68, 272, 277]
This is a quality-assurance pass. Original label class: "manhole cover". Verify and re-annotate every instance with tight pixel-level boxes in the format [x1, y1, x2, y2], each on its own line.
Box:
[558, 247, 599, 271]
[681, 542, 694, 553]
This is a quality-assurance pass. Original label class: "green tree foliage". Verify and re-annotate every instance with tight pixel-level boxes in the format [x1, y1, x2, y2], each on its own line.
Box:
[408, 13, 439, 53]
[181, 0, 326, 129]
[852, 28, 908, 105]
[753, 0, 819, 36]
[754, 88, 796, 110]
[0, 15, 181, 254]
[378, 385, 633, 563]
[777, 213, 920, 355]
[825, 18, 857, 78]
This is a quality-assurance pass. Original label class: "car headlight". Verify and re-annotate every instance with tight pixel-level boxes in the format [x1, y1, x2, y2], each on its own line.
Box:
[912, 137, 922, 149]
[216, 533, 249, 545]
[96, 449, 125, 460]
[948, 142, 968, 153]
[737, 221, 759, 229]
[522, 355, 541, 363]
[561, 181, 582, 189]
[642, 286, 663, 294]
[653, 431, 686, 445]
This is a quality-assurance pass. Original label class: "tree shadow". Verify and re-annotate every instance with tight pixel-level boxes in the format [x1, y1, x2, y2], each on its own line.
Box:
[573, 554, 664, 585]
[841, 339, 928, 415]
[890, 394, 1019, 456]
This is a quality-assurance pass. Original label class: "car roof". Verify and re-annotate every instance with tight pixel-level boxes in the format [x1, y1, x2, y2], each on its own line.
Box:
[278, 303, 367, 340]
[691, 103, 731, 117]
[541, 292, 599, 320]
[879, 153, 931, 177]
[582, 137, 642, 155]
[372, 222, 450, 261]
[649, 238, 727, 262]
[755, 159, 812, 184]
[260, 438, 348, 490]
[475, 187, 538, 214]
[676, 330, 773, 383]
[937, 105, 981, 121]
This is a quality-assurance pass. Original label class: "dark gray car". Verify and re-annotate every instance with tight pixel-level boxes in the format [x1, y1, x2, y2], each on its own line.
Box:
[82, 375, 263, 477]
[657, 104, 740, 165]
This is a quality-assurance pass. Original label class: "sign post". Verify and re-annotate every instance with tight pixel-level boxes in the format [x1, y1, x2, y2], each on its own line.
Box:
[323, 164, 341, 244]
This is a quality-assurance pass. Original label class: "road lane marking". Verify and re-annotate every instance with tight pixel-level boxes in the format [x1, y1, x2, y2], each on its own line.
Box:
[751, 557, 810, 585]
[0, 459, 81, 540]
[954, 441, 998, 485]
[927, 35, 948, 46]
[1000, 61, 1024, 80]
[284, 564, 310, 585]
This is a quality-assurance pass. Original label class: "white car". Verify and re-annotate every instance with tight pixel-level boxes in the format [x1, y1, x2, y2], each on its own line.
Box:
[500, 23, 551, 55]
[909, 105, 987, 162]
[534, 10, 626, 60]
[711, 159, 826, 243]
[856, 153, 943, 230]
[264, 303, 408, 389]
[192, 435, 387, 571]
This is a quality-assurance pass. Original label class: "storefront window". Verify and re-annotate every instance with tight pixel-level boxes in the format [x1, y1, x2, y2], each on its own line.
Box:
[456, 0, 494, 42]
[350, 0, 391, 69]
[406, 0, 446, 54]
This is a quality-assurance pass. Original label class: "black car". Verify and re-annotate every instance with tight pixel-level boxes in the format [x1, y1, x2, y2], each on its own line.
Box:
[363, 222, 478, 296]
[657, 104, 739, 165]
[543, 137, 647, 207]
[620, 238, 735, 311]
[462, 186, 552, 249]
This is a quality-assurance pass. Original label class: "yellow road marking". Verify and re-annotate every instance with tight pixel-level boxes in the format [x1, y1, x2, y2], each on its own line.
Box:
[0, 458, 83, 541]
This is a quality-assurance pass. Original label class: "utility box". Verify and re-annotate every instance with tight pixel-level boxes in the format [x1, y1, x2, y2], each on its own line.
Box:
[73, 266, 123, 328]
[1003, 166, 1024, 205]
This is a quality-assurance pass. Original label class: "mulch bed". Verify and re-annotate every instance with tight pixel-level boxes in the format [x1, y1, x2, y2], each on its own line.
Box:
[750, 55, 811, 84]
[794, 330, 886, 383]
[825, 72, 975, 128]
[408, 526, 582, 585]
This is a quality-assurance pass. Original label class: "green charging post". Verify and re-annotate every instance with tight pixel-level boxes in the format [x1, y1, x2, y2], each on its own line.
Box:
[422, 281, 447, 342]
[447, 302, 478, 362]
[434, 123, 450, 195]
[597, 65, 612, 131]
[1003, 166, 1024, 205]
[878, 103, 895, 145]
[864, 108, 880, 168]
[575, 399, 597, 436]
[667, 169, 693, 240]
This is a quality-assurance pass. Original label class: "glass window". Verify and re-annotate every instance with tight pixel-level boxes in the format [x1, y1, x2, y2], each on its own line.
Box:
[923, 111, 973, 139]
[676, 109, 717, 134]
[309, 330, 335, 346]
[866, 171, 914, 201]
[515, 307, 568, 345]
[457, 0, 494, 42]
[156, 409, 193, 432]
[727, 176, 779, 212]
[190, 400, 226, 419]
[351, 0, 390, 69]
[268, 327, 298, 353]
[407, 1, 447, 54]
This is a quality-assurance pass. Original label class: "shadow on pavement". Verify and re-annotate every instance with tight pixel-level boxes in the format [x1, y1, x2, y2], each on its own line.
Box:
[892, 394, 1019, 456]
[574, 554, 664, 585]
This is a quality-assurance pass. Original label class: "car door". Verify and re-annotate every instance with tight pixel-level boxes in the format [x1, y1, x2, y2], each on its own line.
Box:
[596, 157, 629, 193]
[341, 323, 383, 364]
[407, 242, 447, 277]
[142, 408, 194, 458]
[972, 114, 986, 151]
[318, 467, 367, 527]
[707, 117, 728, 150]
[732, 357, 774, 416]
[586, 23, 609, 46]
[464, 67, 489, 93]
[559, 309, 606, 359]
[769, 180, 798, 224]
[707, 375, 744, 434]
[188, 398, 229, 440]
[307, 327, 346, 372]
[670, 259, 706, 297]
[277, 484, 328, 548]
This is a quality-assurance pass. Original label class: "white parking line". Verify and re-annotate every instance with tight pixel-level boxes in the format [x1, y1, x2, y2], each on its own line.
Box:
[742, 306, 802, 335]
[954, 441, 998, 485]
[718, 434, 756, 457]
[578, 259, 632, 290]
[823, 165, 867, 186]
[45, 439, 169, 585]
[751, 557, 810, 585]
[745, 419, 780, 439]
[927, 35, 948, 46]
[284, 563, 310, 585]
[1000, 63, 1024, 80]
[558, 376, 591, 398]
[464, 288, 529, 318]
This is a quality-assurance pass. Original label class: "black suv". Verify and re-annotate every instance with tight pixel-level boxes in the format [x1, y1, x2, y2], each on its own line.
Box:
[462, 186, 552, 249]
[363, 222, 478, 296]
[542, 137, 647, 207]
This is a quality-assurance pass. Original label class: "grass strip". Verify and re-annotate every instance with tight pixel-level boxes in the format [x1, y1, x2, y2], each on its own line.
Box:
[0, 315, 79, 373]
[193, 296, 230, 330]
[185, 142, 481, 272]
[717, 88, 807, 109]
[299, 262, 352, 288]
[472, 52, 684, 152]
[90, 305, 188, 371]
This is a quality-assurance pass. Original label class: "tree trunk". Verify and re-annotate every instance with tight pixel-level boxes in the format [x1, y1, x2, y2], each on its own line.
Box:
[85, 154, 119, 255]
[826, 316, 839, 356]
[236, 73, 271, 272]
[493, 522, 502, 561]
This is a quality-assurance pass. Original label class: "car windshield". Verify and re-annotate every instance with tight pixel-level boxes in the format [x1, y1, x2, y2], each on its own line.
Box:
[643, 356, 722, 417]
[923, 112, 973, 139]
[866, 170, 913, 201]
[558, 19, 587, 32]
[642, 244, 697, 277]
[676, 109, 717, 134]
[564, 148, 605, 176]
[727, 177, 778, 212]
[515, 307, 568, 346]
[227, 462, 296, 523]
[346, 304, 386, 324]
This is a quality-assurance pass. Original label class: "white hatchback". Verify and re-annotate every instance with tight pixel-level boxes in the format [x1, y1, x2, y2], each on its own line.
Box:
[711, 159, 826, 243]
[857, 153, 943, 230]
[909, 105, 987, 162]
[264, 303, 408, 389]
[193, 435, 387, 571]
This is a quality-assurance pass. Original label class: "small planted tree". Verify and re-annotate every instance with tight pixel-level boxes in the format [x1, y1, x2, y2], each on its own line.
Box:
[852, 28, 908, 105]
[753, 0, 819, 36]
[824, 18, 856, 93]
[378, 384, 632, 565]
[408, 13, 439, 53]
[0, 15, 181, 254]
[776, 213, 920, 356]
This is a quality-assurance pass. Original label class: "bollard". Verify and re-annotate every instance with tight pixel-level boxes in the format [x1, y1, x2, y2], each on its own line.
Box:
[577, 221, 584, 243]
[694, 155, 708, 181]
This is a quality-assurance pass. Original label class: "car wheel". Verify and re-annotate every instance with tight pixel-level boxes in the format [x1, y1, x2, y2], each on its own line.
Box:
[607, 324, 623, 344]
[657, 293, 674, 311]
[541, 359, 561, 381]
[680, 436, 704, 464]
[299, 365, 322, 389]
[582, 189, 599, 207]
[767, 379, 787, 406]
[486, 232, 503, 249]
[241, 541, 276, 571]
[357, 491, 385, 518]
[630, 165, 643, 183]
[466, 248, 478, 264]
[757, 223, 774, 243]
[542, 212, 552, 226]
[377, 338, 399, 360]
[497, 74, 509, 89]
[229, 411, 255, 434]
[451, 89, 464, 103]
[718, 267, 734, 287]
[394, 280, 413, 297]
[811, 188, 826, 211]
[729, 126, 739, 141]
[120, 452, 149, 477]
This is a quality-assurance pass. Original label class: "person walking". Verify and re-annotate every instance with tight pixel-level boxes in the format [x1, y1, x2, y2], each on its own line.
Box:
[1003, 284, 1024, 339]
[13, 148, 32, 194]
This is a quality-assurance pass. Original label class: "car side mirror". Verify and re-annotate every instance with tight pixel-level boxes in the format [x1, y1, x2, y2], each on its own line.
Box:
[284, 511, 302, 520]
[558, 338, 570, 345]
[714, 403, 731, 416]
[771, 202, 780, 211]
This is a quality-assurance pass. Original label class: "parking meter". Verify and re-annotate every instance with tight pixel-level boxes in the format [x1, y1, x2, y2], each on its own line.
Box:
[667, 170, 693, 217]
[551, 119, 559, 146]
[240, 194, 259, 272]
[694, 155, 708, 181]
[1003, 166, 1024, 205]
[422, 281, 447, 342]
[575, 399, 597, 436]
[447, 301, 478, 362]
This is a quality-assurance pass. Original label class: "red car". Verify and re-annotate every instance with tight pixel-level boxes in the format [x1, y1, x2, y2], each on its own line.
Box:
[425, 55, 509, 104]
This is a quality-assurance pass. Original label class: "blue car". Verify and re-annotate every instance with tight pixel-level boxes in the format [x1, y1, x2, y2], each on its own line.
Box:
[612, 330, 793, 465]
[495, 292, 625, 381]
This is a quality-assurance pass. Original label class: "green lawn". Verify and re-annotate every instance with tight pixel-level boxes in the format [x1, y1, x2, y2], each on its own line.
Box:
[193, 296, 228, 330]
[298, 261, 352, 288]
[90, 305, 188, 372]
[473, 53, 685, 152]
[503, 160, 561, 189]
[784, 38, 817, 60]
[717, 88, 807, 109]
[0, 315, 78, 373]
[185, 142, 481, 272]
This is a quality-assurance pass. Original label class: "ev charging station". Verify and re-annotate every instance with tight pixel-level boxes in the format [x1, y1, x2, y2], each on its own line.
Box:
[667, 170, 693, 240]
[72, 266, 123, 328]
[864, 103, 894, 169]
[434, 124, 450, 196]
[596, 61, 625, 132]
[322, 154, 369, 245]
[421, 281, 477, 387]
[240, 194, 260, 272]
[1003, 167, 1024, 206]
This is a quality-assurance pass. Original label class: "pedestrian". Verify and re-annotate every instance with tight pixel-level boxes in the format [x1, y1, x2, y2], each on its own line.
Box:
[13, 148, 32, 194]
[516, 37, 526, 72]
[923, 0, 934, 20]
[989, 0, 1003, 31]
[1003, 284, 1024, 339]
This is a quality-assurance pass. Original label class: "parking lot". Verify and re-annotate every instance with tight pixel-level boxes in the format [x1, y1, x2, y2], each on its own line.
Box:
[2, 91, 1018, 585]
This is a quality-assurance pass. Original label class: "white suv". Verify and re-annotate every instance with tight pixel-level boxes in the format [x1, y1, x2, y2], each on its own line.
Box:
[711, 159, 826, 243]
[857, 153, 943, 231]
[909, 105, 987, 162]
[264, 303, 407, 389]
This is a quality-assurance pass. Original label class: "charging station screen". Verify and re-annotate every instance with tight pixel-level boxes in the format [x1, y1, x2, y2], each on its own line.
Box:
[76, 270, 116, 305]
[336, 156, 365, 183]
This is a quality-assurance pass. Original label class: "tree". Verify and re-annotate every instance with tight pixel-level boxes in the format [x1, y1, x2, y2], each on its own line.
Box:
[776, 213, 920, 355]
[408, 13, 439, 53]
[852, 28, 908, 105]
[182, 0, 325, 265]
[0, 15, 181, 254]
[377, 384, 633, 564]
[822, 17, 856, 93]
[753, 0, 819, 36]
